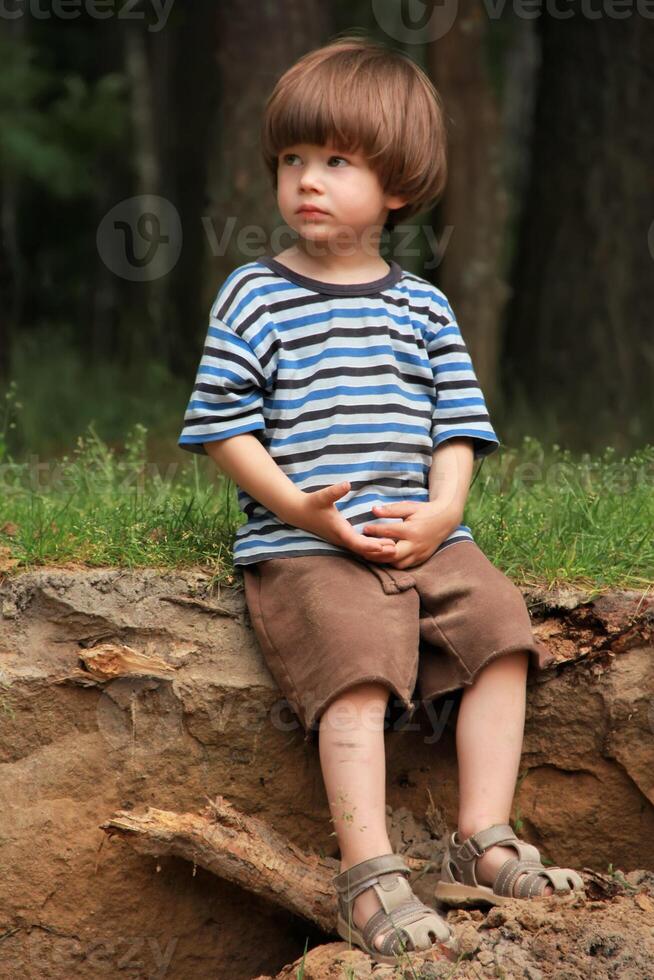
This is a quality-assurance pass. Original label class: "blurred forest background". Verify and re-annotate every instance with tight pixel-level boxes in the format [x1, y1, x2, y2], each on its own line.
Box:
[0, 0, 652, 465]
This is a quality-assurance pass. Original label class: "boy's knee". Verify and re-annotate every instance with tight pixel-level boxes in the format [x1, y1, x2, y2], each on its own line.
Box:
[320, 681, 392, 728]
[335, 681, 391, 708]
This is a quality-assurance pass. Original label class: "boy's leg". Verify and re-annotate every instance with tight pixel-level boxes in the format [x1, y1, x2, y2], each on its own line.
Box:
[455, 650, 554, 896]
[319, 681, 397, 952]
[410, 540, 556, 897]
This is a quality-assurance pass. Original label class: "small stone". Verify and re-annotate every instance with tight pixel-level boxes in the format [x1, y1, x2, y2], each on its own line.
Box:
[515, 906, 549, 931]
[2, 600, 18, 619]
[485, 906, 508, 927]
[456, 922, 482, 956]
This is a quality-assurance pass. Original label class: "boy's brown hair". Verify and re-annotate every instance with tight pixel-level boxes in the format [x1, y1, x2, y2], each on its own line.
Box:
[261, 34, 448, 231]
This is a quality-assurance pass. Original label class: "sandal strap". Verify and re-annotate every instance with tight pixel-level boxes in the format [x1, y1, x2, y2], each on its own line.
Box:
[494, 856, 586, 898]
[451, 823, 543, 887]
[494, 857, 546, 897]
[515, 865, 585, 897]
[361, 898, 424, 949]
[332, 852, 410, 902]
[362, 898, 453, 953]
[454, 823, 517, 862]
[513, 869, 554, 898]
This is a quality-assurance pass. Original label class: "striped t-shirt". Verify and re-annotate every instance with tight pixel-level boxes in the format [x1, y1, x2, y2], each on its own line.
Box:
[178, 255, 500, 566]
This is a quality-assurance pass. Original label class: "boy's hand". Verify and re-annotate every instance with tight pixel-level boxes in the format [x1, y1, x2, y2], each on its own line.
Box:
[289, 481, 400, 563]
[361, 499, 463, 569]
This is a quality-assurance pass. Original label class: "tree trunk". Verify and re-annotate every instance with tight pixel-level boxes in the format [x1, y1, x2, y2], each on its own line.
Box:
[502, 14, 654, 452]
[166, 0, 220, 377]
[428, 8, 539, 403]
[0, 17, 30, 384]
[123, 25, 169, 365]
[206, 0, 331, 281]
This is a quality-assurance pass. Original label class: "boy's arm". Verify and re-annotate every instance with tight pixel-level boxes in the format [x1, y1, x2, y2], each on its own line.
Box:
[204, 435, 306, 526]
[426, 437, 475, 524]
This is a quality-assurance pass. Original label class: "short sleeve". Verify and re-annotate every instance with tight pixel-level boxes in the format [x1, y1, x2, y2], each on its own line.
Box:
[426, 295, 500, 460]
[178, 315, 267, 455]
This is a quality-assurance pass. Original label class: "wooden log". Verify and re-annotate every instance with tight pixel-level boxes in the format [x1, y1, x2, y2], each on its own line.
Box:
[101, 796, 432, 934]
[102, 795, 341, 932]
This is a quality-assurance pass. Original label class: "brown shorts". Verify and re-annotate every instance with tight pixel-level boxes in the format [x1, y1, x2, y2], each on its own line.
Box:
[241, 541, 554, 744]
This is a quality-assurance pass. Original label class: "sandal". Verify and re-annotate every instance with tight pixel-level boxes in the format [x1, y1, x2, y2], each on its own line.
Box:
[434, 822, 586, 907]
[331, 852, 460, 966]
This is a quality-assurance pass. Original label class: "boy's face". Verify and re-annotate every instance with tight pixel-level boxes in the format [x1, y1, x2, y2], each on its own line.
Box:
[276, 142, 406, 251]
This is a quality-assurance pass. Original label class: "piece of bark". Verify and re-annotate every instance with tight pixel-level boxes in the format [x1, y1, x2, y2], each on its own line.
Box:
[53, 641, 179, 688]
[78, 642, 177, 679]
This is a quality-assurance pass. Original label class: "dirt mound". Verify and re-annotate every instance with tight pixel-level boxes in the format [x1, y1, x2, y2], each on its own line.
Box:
[0, 566, 652, 978]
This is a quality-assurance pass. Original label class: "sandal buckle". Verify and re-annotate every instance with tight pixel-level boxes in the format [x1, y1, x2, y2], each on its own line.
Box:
[458, 836, 484, 861]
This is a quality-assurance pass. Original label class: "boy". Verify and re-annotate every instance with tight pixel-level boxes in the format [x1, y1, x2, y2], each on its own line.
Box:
[178, 36, 584, 966]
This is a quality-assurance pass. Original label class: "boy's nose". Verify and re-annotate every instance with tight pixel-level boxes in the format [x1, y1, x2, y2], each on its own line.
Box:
[299, 179, 322, 193]
[299, 167, 323, 188]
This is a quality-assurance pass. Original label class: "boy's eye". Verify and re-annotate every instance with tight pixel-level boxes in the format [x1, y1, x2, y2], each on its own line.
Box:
[279, 153, 349, 167]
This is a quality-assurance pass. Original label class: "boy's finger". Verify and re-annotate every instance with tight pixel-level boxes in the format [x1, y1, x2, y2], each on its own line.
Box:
[362, 524, 405, 539]
[359, 537, 392, 551]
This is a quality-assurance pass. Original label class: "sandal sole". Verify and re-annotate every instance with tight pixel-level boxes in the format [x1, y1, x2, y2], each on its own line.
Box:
[434, 880, 585, 907]
[434, 881, 514, 907]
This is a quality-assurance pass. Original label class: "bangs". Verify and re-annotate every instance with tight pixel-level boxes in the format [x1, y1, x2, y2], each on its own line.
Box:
[263, 57, 395, 163]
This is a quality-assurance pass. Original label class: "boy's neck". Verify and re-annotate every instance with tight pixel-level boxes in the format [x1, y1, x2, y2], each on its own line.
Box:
[271, 244, 391, 285]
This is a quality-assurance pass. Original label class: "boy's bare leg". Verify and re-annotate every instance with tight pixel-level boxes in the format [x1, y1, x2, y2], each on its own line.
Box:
[455, 650, 554, 896]
[319, 682, 396, 951]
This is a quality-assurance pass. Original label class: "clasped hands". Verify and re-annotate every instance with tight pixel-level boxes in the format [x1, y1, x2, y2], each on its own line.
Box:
[291, 480, 463, 571]
[360, 498, 463, 569]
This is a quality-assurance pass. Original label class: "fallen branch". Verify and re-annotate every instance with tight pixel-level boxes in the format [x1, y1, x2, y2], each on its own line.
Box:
[101, 795, 341, 932]
[101, 796, 434, 933]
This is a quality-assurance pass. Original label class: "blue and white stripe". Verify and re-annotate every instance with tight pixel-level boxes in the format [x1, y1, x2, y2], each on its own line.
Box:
[179, 260, 499, 565]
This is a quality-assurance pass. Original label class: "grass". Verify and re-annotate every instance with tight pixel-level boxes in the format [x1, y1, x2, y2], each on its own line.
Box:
[469, 436, 654, 591]
[0, 380, 652, 590]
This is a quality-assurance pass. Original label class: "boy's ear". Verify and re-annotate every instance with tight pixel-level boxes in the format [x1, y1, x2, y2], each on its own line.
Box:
[385, 193, 409, 212]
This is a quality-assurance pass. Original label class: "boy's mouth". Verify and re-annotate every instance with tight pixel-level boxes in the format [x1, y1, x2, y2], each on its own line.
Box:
[297, 204, 329, 215]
